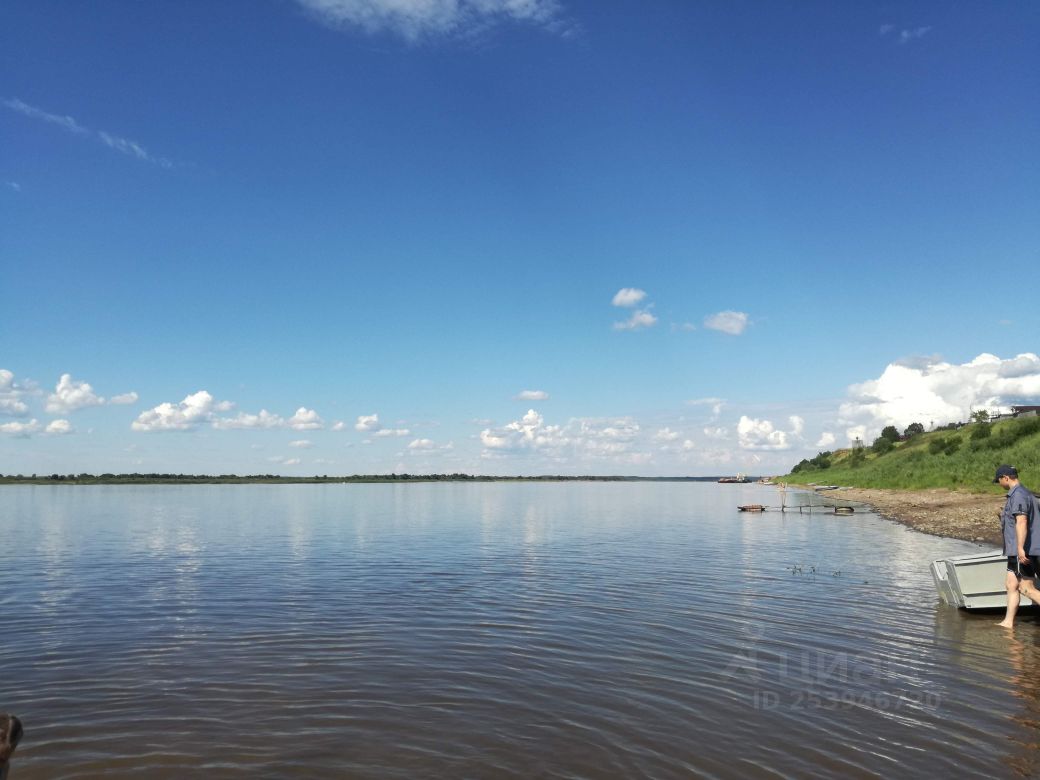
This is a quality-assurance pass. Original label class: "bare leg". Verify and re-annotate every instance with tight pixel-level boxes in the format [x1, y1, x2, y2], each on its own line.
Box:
[1018, 576, 1040, 607]
[999, 570, 1020, 628]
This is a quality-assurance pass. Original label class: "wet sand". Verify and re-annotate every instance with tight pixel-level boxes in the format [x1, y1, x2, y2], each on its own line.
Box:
[827, 487, 1003, 547]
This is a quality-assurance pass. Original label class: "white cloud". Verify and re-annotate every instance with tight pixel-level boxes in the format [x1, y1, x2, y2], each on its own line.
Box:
[331, 421, 347, 431]
[613, 309, 658, 331]
[213, 409, 284, 430]
[288, 407, 324, 430]
[295, 0, 566, 41]
[132, 391, 216, 432]
[0, 371, 29, 417]
[845, 425, 867, 445]
[45, 419, 73, 435]
[515, 389, 549, 401]
[703, 426, 728, 440]
[788, 415, 805, 436]
[688, 397, 725, 417]
[1, 419, 40, 437]
[816, 432, 836, 448]
[480, 410, 646, 462]
[289, 439, 313, 449]
[5, 181, 20, 192]
[374, 428, 410, 438]
[356, 413, 381, 432]
[46, 374, 104, 414]
[109, 392, 139, 405]
[672, 322, 696, 332]
[737, 416, 791, 451]
[879, 23, 895, 35]
[480, 409, 567, 452]
[654, 427, 680, 442]
[408, 438, 436, 450]
[682, 439, 696, 451]
[612, 288, 647, 308]
[703, 311, 749, 335]
[4, 97, 176, 167]
[838, 353, 1040, 437]
[0, 398, 29, 416]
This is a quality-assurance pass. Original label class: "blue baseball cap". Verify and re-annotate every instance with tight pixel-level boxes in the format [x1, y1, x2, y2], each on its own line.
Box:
[994, 464, 1019, 483]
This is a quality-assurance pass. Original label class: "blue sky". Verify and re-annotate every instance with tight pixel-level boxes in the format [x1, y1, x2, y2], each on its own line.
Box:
[2, 0, 1038, 476]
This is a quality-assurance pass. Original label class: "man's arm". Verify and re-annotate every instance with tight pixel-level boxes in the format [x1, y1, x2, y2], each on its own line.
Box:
[1017, 513, 1029, 561]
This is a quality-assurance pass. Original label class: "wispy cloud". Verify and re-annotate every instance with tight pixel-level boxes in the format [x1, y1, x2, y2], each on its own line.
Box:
[4, 97, 176, 168]
[374, 427, 410, 438]
[515, 389, 549, 401]
[879, 24, 932, 44]
[687, 397, 725, 417]
[4, 97, 88, 134]
[295, 0, 570, 42]
[703, 310, 749, 335]
[614, 310, 658, 331]
[5, 181, 20, 192]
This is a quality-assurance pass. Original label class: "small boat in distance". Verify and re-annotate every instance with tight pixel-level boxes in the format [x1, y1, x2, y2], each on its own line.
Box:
[718, 474, 750, 483]
[738, 504, 766, 512]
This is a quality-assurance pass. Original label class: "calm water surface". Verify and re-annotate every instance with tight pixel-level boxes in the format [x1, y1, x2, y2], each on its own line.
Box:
[2, 483, 1039, 778]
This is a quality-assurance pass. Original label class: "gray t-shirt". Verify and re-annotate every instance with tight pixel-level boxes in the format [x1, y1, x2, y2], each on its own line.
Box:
[1002, 483, 1040, 556]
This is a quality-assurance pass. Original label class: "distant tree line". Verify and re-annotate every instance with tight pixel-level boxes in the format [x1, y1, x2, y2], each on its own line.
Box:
[0, 473, 711, 484]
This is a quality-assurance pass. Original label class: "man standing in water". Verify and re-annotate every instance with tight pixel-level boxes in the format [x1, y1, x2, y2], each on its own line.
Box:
[996, 465, 1040, 628]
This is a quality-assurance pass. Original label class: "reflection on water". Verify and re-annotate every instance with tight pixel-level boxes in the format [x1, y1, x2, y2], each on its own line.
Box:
[1, 483, 1038, 778]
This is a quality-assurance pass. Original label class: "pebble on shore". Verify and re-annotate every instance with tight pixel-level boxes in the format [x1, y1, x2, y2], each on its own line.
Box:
[827, 487, 1004, 547]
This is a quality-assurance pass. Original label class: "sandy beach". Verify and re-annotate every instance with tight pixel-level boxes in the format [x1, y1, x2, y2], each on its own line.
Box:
[826, 487, 1003, 547]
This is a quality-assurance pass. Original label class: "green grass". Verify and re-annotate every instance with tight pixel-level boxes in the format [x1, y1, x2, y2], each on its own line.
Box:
[779, 416, 1040, 493]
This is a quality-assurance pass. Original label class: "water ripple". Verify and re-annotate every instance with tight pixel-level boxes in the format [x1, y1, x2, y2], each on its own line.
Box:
[1, 483, 1037, 778]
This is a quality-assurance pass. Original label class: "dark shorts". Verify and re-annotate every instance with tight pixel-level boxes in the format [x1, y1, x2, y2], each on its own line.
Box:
[1007, 556, 1038, 579]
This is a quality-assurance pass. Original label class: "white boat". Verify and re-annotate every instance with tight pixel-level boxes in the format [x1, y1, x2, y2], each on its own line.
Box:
[931, 550, 1034, 610]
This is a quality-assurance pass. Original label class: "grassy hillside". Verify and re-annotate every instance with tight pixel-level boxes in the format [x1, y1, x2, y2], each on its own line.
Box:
[778, 416, 1040, 492]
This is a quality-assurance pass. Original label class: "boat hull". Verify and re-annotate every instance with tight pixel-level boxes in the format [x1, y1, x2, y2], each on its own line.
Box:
[931, 550, 1034, 610]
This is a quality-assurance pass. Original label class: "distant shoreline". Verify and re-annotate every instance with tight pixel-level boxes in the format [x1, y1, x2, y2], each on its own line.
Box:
[0, 474, 751, 486]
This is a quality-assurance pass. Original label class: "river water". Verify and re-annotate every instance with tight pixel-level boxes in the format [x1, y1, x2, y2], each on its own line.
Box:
[1, 482, 1037, 778]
